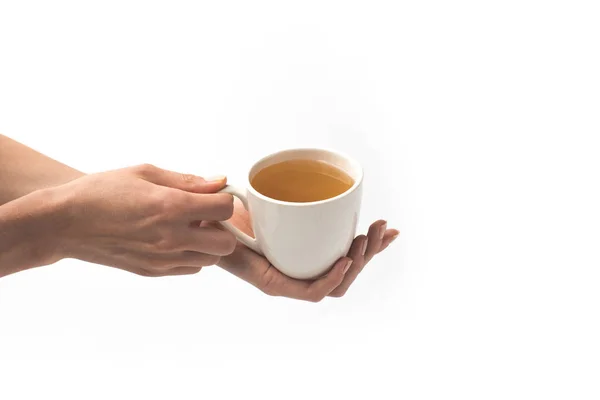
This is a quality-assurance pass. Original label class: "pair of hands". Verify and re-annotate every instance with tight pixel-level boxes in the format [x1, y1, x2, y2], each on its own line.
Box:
[51, 164, 398, 301]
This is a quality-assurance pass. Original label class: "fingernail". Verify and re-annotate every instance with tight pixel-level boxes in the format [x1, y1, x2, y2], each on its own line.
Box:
[379, 222, 387, 239]
[343, 259, 353, 274]
[390, 232, 400, 243]
[205, 175, 227, 183]
[361, 238, 368, 256]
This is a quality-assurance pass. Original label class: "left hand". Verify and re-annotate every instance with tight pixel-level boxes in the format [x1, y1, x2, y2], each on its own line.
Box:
[215, 199, 399, 302]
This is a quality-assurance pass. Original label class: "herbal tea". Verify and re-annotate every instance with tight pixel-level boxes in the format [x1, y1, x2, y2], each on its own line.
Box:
[251, 159, 354, 202]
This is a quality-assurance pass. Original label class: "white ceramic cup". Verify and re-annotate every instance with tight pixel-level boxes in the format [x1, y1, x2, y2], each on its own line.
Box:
[218, 148, 363, 280]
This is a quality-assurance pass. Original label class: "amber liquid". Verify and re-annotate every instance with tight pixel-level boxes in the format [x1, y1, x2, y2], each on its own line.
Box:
[251, 159, 354, 202]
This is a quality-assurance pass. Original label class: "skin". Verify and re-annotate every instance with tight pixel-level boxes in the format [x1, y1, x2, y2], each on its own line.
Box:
[217, 200, 398, 300]
[0, 134, 399, 301]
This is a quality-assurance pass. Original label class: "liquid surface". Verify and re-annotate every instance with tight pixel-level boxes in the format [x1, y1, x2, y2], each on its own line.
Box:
[251, 159, 354, 202]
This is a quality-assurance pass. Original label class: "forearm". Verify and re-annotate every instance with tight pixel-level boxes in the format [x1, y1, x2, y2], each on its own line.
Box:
[0, 134, 84, 205]
[0, 134, 82, 276]
[0, 187, 68, 277]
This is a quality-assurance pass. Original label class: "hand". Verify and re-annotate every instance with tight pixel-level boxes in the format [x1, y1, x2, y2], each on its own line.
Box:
[51, 164, 236, 276]
[216, 199, 399, 302]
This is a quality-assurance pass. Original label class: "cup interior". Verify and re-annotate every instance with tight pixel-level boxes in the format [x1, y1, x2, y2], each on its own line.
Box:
[248, 148, 363, 204]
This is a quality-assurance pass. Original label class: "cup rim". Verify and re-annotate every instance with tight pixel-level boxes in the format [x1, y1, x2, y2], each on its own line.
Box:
[246, 147, 363, 207]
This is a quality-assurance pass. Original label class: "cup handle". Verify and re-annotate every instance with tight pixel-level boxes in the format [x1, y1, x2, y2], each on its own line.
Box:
[218, 185, 263, 255]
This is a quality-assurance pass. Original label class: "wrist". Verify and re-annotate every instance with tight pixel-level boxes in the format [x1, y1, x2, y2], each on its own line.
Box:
[34, 186, 76, 262]
[0, 186, 72, 275]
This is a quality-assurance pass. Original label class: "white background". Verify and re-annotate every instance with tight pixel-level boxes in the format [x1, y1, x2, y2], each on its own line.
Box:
[1, 1, 599, 399]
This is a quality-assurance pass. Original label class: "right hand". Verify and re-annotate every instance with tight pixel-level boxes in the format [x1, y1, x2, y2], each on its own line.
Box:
[51, 164, 236, 276]
[215, 199, 399, 302]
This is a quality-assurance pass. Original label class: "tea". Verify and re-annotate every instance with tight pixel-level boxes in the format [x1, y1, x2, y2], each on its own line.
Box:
[251, 159, 354, 202]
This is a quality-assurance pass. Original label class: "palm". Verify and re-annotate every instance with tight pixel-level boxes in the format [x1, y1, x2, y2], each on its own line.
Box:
[217, 198, 399, 301]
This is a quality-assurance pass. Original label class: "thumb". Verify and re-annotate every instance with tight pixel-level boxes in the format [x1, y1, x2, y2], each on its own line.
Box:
[133, 164, 227, 193]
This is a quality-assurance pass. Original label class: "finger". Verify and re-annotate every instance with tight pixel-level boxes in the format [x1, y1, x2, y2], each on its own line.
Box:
[217, 243, 268, 286]
[160, 266, 204, 276]
[201, 198, 254, 237]
[219, 245, 350, 302]
[328, 235, 368, 297]
[133, 163, 227, 193]
[176, 251, 221, 267]
[218, 243, 300, 297]
[141, 266, 204, 277]
[112, 265, 202, 277]
[349, 234, 369, 260]
[365, 220, 387, 262]
[184, 226, 237, 256]
[301, 258, 352, 302]
[377, 229, 400, 253]
[265, 258, 350, 302]
[179, 192, 234, 221]
[148, 224, 235, 256]
[146, 251, 221, 269]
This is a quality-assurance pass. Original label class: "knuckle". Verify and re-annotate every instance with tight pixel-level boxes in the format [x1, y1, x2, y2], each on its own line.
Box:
[152, 236, 175, 253]
[135, 163, 157, 176]
[135, 268, 155, 277]
[214, 194, 234, 220]
[142, 262, 166, 274]
[162, 198, 181, 215]
[308, 292, 325, 303]
[221, 232, 237, 255]
[152, 191, 185, 216]
[328, 289, 346, 298]
[200, 255, 220, 266]
[177, 267, 202, 275]
[180, 173, 196, 185]
[145, 190, 169, 214]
